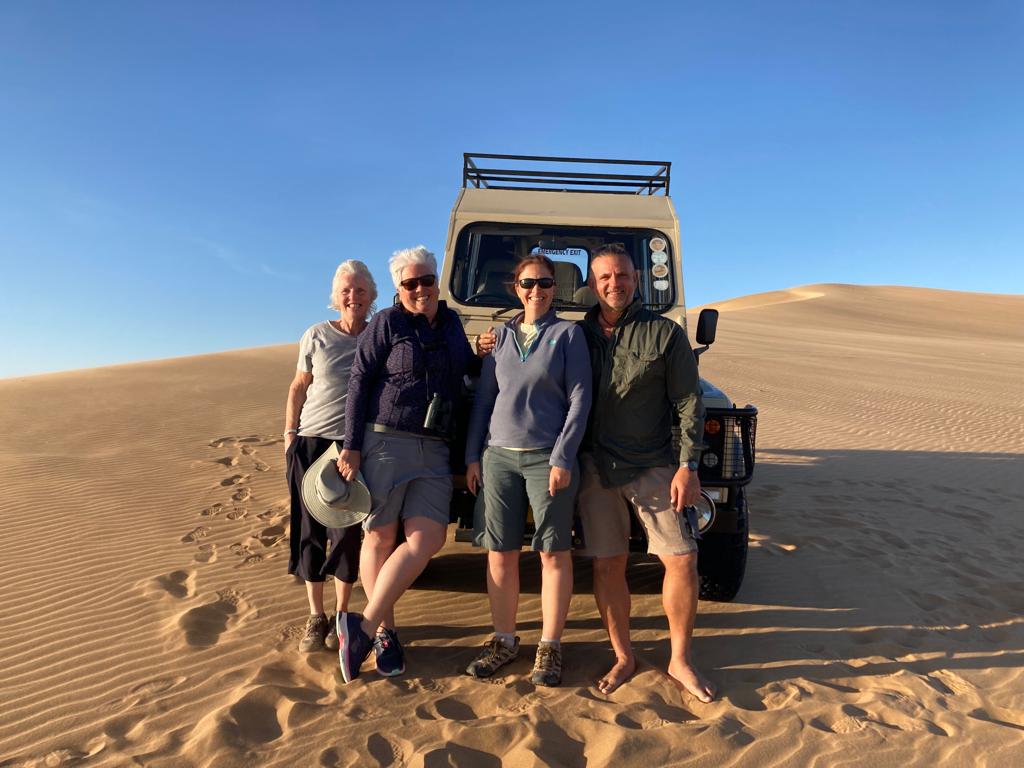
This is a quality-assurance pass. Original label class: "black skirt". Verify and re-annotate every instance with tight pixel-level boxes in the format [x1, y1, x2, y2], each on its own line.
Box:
[286, 435, 362, 583]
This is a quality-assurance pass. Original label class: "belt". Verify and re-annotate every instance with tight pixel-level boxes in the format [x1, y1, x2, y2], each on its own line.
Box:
[369, 423, 446, 442]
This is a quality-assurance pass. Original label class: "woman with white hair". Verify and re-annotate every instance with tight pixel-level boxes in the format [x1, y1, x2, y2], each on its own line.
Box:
[335, 245, 495, 682]
[284, 259, 377, 653]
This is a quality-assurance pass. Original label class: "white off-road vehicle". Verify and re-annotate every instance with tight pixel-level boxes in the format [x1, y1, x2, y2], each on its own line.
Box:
[438, 154, 757, 601]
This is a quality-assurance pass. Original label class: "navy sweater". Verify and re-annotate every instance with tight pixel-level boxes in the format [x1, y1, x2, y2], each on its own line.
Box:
[344, 303, 478, 450]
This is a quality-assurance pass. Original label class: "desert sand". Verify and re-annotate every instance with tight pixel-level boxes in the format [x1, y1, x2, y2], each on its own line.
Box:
[1, 284, 1022, 767]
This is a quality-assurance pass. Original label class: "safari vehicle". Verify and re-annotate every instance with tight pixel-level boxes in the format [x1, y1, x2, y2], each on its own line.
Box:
[440, 153, 757, 601]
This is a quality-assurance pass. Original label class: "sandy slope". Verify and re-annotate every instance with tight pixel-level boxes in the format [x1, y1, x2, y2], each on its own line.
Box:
[1, 284, 1022, 767]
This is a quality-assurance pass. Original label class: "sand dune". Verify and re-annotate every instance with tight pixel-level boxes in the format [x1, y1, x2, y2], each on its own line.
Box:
[1, 285, 1022, 767]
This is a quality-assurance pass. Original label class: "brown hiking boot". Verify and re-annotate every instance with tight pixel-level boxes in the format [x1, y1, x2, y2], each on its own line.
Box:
[465, 636, 519, 678]
[531, 643, 562, 687]
[298, 613, 330, 652]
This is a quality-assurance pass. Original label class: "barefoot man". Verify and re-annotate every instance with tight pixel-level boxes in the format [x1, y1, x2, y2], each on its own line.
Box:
[576, 243, 714, 702]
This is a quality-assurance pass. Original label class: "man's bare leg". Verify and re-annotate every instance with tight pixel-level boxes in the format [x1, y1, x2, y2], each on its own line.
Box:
[592, 554, 635, 693]
[659, 552, 715, 702]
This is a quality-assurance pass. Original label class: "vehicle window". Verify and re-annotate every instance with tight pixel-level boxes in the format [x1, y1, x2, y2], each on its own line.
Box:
[450, 223, 674, 312]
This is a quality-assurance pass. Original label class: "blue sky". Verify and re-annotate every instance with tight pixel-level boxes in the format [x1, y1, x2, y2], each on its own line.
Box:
[1, 1, 1021, 378]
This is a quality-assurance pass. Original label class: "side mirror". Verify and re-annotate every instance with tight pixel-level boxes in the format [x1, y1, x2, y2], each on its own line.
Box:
[696, 308, 718, 346]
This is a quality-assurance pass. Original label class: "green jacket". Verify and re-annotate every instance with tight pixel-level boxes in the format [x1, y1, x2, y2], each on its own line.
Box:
[579, 298, 704, 487]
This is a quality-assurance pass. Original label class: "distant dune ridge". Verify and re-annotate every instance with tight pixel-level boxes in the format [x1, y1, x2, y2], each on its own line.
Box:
[1, 284, 1022, 767]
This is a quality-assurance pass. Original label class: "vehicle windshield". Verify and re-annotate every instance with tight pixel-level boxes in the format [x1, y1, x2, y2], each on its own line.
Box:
[449, 223, 675, 312]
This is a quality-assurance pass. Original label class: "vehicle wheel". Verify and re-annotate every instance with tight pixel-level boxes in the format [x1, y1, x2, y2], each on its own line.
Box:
[697, 491, 748, 601]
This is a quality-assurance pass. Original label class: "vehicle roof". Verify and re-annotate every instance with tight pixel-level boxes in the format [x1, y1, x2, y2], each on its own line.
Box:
[452, 187, 679, 230]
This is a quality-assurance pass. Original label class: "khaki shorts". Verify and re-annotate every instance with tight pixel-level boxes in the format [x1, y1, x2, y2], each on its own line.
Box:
[576, 454, 698, 558]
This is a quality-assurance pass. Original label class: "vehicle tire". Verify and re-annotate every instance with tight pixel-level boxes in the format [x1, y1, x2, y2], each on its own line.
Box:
[697, 490, 748, 601]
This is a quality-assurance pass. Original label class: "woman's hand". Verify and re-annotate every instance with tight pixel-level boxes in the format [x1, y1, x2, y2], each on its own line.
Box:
[475, 327, 497, 357]
[548, 466, 571, 497]
[337, 449, 361, 481]
[466, 461, 482, 495]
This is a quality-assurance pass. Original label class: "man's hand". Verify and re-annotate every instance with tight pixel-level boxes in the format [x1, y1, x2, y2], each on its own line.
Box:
[466, 461, 482, 495]
[476, 326, 497, 357]
[284, 432, 297, 451]
[549, 466, 572, 497]
[670, 466, 701, 512]
[337, 449, 361, 481]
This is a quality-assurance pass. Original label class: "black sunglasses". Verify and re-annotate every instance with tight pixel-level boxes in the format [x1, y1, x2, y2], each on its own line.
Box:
[517, 277, 555, 289]
[399, 274, 437, 291]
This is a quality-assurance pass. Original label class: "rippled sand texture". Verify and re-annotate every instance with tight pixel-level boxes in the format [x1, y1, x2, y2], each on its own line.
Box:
[1, 284, 1022, 767]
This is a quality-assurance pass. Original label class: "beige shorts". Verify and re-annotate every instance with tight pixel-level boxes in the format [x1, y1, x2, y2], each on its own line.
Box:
[576, 454, 698, 558]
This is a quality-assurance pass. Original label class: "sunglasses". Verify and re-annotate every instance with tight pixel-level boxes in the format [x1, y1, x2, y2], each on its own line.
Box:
[517, 277, 555, 290]
[399, 274, 437, 291]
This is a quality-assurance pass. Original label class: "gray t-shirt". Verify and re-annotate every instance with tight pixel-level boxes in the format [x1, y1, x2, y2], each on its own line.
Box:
[296, 321, 359, 440]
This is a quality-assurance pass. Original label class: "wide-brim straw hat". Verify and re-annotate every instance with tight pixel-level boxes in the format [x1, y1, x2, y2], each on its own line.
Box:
[300, 442, 371, 528]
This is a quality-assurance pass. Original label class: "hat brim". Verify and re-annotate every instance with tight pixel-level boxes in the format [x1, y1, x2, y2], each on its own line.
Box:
[300, 442, 372, 528]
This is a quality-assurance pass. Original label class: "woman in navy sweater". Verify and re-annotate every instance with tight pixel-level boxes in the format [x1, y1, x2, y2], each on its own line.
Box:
[335, 245, 492, 683]
[463, 254, 592, 686]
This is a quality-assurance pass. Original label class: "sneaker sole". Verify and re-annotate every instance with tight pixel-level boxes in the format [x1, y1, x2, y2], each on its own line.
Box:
[377, 662, 406, 678]
[338, 616, 362, 683]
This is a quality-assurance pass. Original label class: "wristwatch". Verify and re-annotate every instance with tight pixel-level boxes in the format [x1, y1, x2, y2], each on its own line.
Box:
[683, 460, 699, 471]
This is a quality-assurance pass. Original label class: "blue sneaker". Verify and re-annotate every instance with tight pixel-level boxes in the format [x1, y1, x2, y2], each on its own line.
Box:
[338, 612, 372, 683]
[374, 628, 405, 677]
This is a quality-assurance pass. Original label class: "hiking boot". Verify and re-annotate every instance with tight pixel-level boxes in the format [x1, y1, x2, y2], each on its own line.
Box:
[531, 643, 562, 687]
[465, 636, 520, 678]
[374, 628, 406, 677]
[298, 614, 329, 653]
[338, 612, 373, 683]
[324, 614, 339, 651]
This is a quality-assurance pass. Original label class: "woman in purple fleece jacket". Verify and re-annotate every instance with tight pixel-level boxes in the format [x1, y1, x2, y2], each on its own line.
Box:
[463, 254, 592, 687]
[334, 245, 495, 683]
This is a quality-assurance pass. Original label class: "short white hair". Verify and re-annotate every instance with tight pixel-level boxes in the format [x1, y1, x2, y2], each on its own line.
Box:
[329, 259, 378, 314]
[388, 245, 437, 289]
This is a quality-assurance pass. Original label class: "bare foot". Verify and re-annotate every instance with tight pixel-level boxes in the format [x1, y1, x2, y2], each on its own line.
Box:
[596, 655, 636, 694]
[668, 659, 715, 703]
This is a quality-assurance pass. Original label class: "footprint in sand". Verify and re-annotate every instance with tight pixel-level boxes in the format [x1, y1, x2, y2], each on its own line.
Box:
[415, 696, 478, 722]
[152, 569, 196, 599]
[253, 460, 270, 472]
[232, 487, 252, 503]
[257, 525, 287, 548]
[178, 589, 247, 647]
[194, 543, 217, 564]
[220, 474, 249, 487]
[366, 733, 409, 768]
[214, 456, 240, 467]
[201, 503, 226, 517]
[227, 507, 248, 520]
[181, 526, 211, 543]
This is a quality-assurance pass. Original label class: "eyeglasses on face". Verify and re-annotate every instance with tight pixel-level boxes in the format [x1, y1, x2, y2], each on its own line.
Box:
[517, 277, 555, 290]
[399, 274, 437, 291]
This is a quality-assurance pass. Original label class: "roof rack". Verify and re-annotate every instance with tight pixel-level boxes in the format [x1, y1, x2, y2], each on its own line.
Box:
[463, 153, 670, 195]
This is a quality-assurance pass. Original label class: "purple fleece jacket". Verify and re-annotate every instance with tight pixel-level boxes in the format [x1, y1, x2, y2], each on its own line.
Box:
[465, 309, 592, 470]
[344, 302, 478, 450]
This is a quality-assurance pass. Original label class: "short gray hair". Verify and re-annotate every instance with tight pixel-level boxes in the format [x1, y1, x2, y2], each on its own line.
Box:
[388, 245, 437, 289]
[329, 259, 379, 314]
